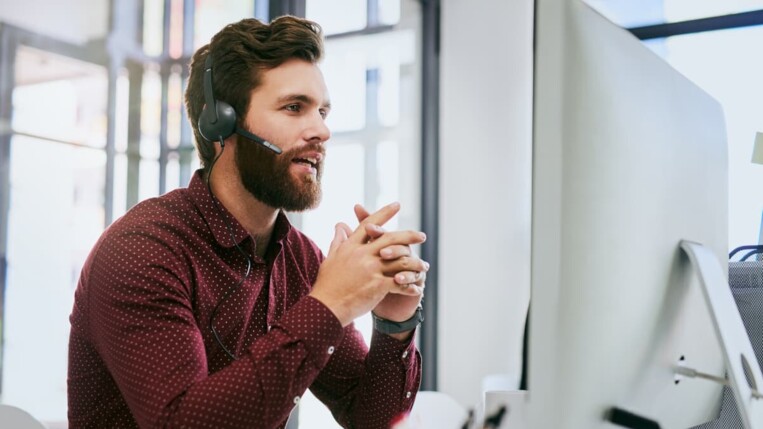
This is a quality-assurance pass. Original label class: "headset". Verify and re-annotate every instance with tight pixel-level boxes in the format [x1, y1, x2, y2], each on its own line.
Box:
[198, 54, 282, 154]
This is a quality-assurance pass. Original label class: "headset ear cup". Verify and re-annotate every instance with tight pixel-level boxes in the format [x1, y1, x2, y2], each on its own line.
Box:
[215, 100, 238, 139]
[199, 100, 237, 142]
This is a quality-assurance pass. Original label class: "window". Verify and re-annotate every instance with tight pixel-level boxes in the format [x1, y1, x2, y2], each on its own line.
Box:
[587, 0, 763, 27]
[293, 1, 422, 427]
[3, 45, 108, 424]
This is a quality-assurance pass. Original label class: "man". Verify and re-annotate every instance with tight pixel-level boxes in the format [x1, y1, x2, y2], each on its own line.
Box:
[68, 16, 426, 429]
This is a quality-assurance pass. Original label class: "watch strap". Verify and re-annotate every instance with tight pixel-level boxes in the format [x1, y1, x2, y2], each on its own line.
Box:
[372, 305, 424, 335]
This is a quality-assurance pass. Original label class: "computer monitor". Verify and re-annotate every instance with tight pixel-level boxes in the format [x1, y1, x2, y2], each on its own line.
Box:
[528, 1, 763, 428]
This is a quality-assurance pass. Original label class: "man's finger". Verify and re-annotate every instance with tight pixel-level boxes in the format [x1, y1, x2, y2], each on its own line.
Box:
[380, 244, 411, 260]
[382, 252, 429, 276]
[368, 230, 426, 252]
[364, 224, 385, 240]
[386, 281, 424, 296]
[327, 223, 349, 256]
[354, 204, 371, 222]
[393, 271, 425, 285]
[337, 222, 353, 238]
[348, 202, 400, 244]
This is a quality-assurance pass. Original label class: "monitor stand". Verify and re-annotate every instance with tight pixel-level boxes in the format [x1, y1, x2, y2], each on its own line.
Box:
[671, 241, 762, 429]
[605, 241, 763, 429]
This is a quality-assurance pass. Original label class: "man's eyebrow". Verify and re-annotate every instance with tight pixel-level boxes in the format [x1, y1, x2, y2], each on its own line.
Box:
[276, 94, 331, 109]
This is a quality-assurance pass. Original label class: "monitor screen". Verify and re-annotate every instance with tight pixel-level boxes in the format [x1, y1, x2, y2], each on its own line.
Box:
[528, 1, 731, 427]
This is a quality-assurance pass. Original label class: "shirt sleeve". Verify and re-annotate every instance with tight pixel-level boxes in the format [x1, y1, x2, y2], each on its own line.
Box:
[308, 323, 422, 429]
[87, 231, 345, 429]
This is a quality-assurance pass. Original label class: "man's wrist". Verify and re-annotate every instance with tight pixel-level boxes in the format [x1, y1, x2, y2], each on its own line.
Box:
[372, 305, 424, 335]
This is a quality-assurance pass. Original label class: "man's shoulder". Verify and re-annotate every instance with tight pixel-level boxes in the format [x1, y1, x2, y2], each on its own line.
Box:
[103, 188, 203, 245]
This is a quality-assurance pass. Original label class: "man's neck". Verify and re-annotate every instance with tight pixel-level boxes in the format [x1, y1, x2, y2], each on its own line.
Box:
[208, 164, 278, 259]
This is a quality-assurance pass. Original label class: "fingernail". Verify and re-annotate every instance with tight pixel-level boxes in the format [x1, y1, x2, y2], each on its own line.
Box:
[381, 248, 392, 258]
[424, 261, 430, 270]
[396, 274, 406, 283]
[419, 232, 427, 240]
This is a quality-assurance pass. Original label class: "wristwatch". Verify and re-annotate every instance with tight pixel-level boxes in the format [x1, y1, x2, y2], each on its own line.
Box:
[372, 305, 424, 335]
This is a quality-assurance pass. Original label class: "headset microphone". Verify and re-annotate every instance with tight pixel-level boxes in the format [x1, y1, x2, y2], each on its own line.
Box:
[198, 55, 282, 154]
[233, 125, 283, 154]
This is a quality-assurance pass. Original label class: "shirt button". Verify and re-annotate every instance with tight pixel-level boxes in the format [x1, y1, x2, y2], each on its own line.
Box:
[293, 396, 301, 404]
[402, 351, 409, 359]
[328, 346, 335, 355]
[405, 391, 412, 399]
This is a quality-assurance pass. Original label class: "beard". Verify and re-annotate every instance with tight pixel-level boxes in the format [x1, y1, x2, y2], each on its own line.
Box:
[234, 134, 324, 212]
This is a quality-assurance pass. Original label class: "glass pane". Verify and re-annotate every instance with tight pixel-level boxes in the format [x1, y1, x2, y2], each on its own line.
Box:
[664, 0, 763, 23]
[321, 31, 415, 132]
[116, 71, 130, 153]
[300, 142, 365, 252]
[168, 66, 184, 149]
[378, 60, 401, 127]
[651, 26, 763, 248]
[4, 136, 106, 424]
[584, 0, 667, 28]
[306, 0, 367, 34]
[376, 140, 400, 226]
[141, 65, 162, 158]
[586, 0, 763, 28]
[320, 54, 366, 132]
[379, 0, 402, 26]
[143, 0, 165, 56]
[114, 152, 129, 219]
[12, 46, 108, 149]
[3, 47, 109, 425]
[194, 0, 256, 49]
[140, 158, 161, 201]
[169, 0, 185, 59]
[166, 151, 182, 191]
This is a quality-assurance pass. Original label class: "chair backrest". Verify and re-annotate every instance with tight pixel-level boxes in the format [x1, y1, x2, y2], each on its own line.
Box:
[0, 404, 47, 429]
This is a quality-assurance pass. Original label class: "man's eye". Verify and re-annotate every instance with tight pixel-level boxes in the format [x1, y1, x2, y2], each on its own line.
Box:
[285, 104, 301, 112]
[319, 109, 328, 119]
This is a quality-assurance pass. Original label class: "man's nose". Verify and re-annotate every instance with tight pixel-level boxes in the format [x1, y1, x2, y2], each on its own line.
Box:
[305, 111, 331, 143]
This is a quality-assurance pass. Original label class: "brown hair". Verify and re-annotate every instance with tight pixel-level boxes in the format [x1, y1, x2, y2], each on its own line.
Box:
[184, 16, 324, 170]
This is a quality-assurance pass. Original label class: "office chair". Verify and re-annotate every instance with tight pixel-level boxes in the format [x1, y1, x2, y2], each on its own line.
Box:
[0, 404, 47, 428]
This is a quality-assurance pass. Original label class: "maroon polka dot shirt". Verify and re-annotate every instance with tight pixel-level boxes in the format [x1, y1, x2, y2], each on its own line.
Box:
[67, 170, 421, 428]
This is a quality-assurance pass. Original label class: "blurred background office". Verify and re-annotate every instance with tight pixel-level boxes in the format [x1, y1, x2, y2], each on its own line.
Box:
[0, 0, 761, 428]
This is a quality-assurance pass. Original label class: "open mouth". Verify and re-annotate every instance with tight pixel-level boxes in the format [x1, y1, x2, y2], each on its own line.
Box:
[292, 157, 318, 169]
[291, 151, 323, 173]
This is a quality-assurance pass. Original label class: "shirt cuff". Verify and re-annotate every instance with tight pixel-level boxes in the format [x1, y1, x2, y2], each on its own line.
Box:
[368, 327, 418, 368]
[369, 328, 421, 410]
[271, 296, 345, 369]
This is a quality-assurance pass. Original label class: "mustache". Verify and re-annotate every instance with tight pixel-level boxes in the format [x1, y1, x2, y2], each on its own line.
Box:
[283, 142, 326, 159]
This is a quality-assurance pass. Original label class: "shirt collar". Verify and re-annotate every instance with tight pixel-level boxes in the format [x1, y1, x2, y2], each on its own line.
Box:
[187, 169, 293, 248]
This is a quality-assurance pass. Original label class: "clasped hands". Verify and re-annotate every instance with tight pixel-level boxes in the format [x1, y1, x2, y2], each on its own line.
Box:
[309, 202, 428, 329]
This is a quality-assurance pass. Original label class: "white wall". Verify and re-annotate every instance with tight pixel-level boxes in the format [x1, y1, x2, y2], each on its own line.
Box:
[0, 0, 108, 43]
[439, 0, 534, 408]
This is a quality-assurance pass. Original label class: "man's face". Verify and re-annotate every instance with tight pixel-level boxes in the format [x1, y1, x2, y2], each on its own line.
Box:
[235, 59, 331, 212]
